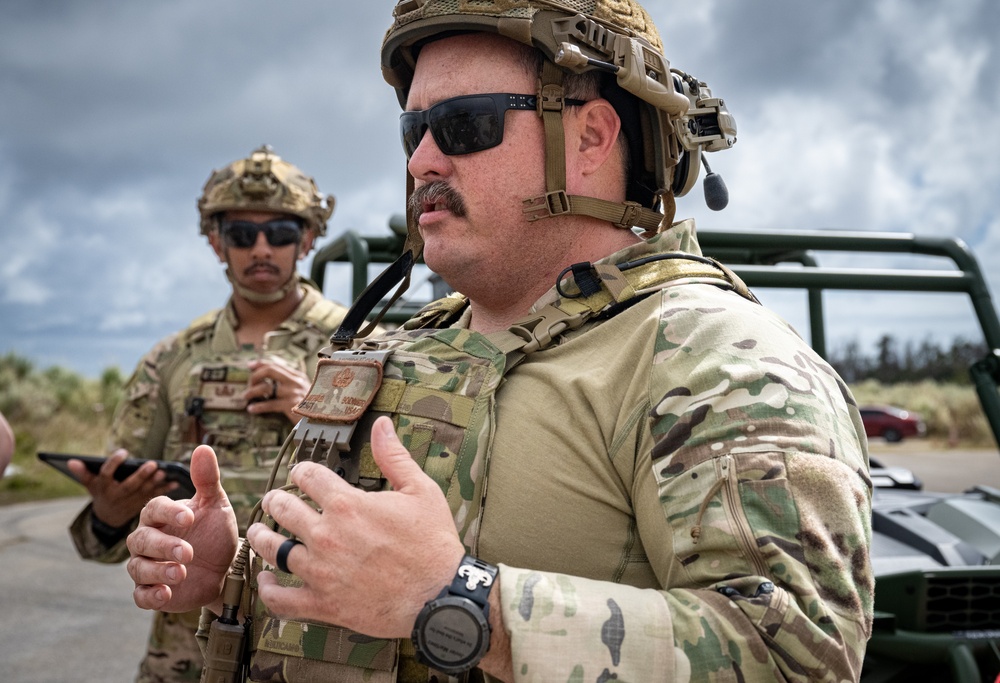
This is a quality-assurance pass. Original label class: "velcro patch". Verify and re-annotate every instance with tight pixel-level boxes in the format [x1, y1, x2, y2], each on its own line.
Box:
[198, 364, 250, 410]
[293, 357, 384, 424]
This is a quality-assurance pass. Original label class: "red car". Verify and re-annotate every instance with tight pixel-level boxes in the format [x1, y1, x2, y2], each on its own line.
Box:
[859, 405, 926, 442]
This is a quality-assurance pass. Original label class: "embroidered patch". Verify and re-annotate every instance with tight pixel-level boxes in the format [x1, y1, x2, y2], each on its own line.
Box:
[293, 357, 384, 423]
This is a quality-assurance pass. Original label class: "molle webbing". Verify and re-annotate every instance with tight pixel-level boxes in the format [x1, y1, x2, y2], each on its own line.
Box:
[249, 329, 508, 682]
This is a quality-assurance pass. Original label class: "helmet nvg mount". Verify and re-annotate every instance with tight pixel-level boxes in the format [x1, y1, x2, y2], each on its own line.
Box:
[197, 145, 334, 237]
[382, 0, 737, 235]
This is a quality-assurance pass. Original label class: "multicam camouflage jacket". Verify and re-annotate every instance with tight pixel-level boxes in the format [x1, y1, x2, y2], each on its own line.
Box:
[248, 219, 873, 683]
[70, 280, 347, 561]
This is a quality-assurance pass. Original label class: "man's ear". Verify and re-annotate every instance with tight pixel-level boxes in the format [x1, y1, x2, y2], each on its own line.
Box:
[569, 98, 622, 177]
[207, 230, 227, 262]
[298, 228, 316, 261]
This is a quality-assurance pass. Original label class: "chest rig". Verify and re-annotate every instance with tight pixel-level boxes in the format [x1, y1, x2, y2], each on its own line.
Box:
[163, 305, 331, 534]
[216, 252, 756, 683]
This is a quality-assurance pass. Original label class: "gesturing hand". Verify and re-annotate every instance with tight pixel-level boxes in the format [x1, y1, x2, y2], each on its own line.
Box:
[126, 444, 240, 614]
[247, 416, 465, 638]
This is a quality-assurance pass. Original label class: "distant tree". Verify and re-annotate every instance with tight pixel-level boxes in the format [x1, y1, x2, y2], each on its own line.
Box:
[832, 340, 867, 383]
[873, 335, 900, 383]
[830, 335, 988, 385]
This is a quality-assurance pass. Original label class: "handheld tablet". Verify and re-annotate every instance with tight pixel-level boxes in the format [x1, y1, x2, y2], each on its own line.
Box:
[37, 452, 196, 500]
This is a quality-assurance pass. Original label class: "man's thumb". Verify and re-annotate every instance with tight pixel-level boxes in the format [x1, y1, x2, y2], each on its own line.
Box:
[189, 444, 226, 500]
[370, 416, 422, 490]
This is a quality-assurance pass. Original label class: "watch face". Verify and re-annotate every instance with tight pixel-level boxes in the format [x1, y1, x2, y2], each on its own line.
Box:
[416, 598, 489, 670]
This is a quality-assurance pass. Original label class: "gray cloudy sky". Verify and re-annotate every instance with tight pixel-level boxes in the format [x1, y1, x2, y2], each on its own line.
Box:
[2, 0, 999, 379]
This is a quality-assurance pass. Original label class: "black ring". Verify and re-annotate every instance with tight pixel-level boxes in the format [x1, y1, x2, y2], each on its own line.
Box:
[265, 378, 278, 400]
[275, 538, 303, 574]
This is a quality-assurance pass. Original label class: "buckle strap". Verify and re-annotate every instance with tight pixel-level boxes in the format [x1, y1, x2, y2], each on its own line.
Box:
[522, 193, 664, 231]
[502, 300, 593, 355]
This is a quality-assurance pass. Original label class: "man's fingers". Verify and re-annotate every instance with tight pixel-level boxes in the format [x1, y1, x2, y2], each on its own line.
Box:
[246, 524, 308, 575]
[259, 488, 321, 540]
[65, 458, 91, 483]
[99, 449, 129, 477]
[287, 462, 353, 512]
[127, 523, 193, 564]
[137, 495, 193, 527]
[132, 584, 172, 611]
[256, 570, 321, 622]
[249, 357, 295, 377]
[118, 461, 165, 495]
[126, 553, 187, 588]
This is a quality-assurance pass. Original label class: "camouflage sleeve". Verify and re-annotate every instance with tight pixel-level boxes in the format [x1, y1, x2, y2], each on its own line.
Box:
[497, 285, 873, 682]
[68, 502, 136, 563]
[106, 333, 179, 459]
[68, 334, 180, 562]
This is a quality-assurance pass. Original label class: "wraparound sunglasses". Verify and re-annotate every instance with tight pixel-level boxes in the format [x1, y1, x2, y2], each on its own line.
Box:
[219, 218, 303, 248]
[400, 92, 586, 158]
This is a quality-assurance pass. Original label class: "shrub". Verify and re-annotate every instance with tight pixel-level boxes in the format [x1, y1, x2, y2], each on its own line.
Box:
[1, 353, 123, 505]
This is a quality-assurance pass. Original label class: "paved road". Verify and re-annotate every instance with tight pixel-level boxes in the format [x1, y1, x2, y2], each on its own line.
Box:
[868, 440, 1000, 492]
[0, 496, 151, 682]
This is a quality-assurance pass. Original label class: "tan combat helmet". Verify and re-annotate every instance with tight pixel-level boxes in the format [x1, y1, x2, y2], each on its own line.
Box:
[382, 0, 736, 239]
[197, 145, 334, 237]
[199, 145, 334, 304]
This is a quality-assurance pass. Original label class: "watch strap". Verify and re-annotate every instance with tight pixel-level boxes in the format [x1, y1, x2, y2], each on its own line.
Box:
[447, 555, 497, 611]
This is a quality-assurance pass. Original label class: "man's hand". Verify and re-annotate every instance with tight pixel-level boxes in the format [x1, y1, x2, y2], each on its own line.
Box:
[245, 357, 311, 423]
[126, 444, 239, 614]
[68, 449, 176, 528]
[247, 416, 465, 638]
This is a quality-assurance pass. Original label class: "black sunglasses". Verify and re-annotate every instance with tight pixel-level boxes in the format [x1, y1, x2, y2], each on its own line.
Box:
[400, 92, 586, 158]
[218, 218, 303, 248]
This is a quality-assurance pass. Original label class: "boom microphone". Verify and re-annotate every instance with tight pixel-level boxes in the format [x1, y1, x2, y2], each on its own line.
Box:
[701, 155, 729, 211]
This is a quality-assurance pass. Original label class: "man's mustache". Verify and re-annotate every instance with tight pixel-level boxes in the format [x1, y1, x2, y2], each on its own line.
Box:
[408, 181, 468, 220]
[244, 262, 280, 276]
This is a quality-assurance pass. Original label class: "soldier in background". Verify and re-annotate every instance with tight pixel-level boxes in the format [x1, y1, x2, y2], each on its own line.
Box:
[69, 146, 348, 682]
[127, 2, 874, 681]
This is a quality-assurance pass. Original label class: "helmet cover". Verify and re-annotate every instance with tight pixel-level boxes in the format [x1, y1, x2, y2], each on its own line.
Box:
[197, 145, 334, 236]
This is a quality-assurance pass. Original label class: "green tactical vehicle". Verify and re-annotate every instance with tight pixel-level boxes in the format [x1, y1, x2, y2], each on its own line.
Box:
[312, 220, 1000, 682]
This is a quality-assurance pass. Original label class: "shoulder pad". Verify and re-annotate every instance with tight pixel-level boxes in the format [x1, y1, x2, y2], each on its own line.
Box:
[179, 309, 222, 345]
[403, 293, 469, 330]
[298, 283, 350, 333]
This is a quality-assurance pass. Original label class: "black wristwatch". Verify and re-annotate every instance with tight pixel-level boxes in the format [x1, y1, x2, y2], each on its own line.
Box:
[412, 555, 498, 675]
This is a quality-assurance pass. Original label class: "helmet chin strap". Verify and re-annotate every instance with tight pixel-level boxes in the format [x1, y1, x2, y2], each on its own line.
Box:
[225, 266, 299, 304]
[522, 61, 673, 232]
